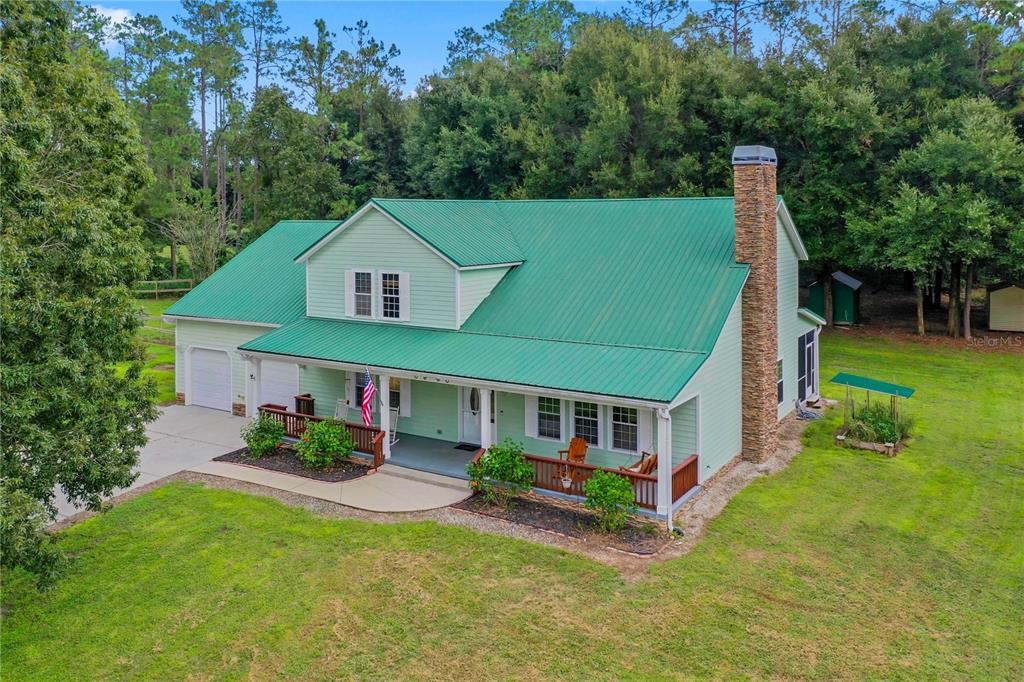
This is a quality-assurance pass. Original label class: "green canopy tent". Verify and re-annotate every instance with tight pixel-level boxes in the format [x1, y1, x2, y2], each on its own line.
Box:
[829, 372, 915, 426]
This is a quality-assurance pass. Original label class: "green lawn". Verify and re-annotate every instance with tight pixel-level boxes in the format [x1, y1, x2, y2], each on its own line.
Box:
[116, 298, 177, 404]
[3, 335, 1022, 680]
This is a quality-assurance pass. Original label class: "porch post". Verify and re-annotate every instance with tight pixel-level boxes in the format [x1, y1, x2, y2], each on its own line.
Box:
[248, 357, 263, 418]
[479, 388, 493, 449]
[656, 408, 673, 530]
[379, 374, 392, 458]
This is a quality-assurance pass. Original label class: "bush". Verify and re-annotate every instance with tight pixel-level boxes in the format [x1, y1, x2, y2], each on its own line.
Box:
[584, 470, 638, 533]
[295, 419, 355, 469]
[466, 438, 534, 507]
[848, 401, 914, 444]
[240, 414, 286, 458]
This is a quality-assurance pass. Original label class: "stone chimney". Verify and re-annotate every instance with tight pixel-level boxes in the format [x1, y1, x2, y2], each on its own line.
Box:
[732, 145, 778, 463]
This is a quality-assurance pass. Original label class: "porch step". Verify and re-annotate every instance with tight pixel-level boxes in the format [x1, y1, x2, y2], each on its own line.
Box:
[376, 464, 470, 493]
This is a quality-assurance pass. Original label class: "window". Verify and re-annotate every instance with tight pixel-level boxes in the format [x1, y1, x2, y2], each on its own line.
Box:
[354, 271, 372, 316]
[611, 406, 638, 452]
[777, 359, 784, 405]
[573, 401, 599, 445]
[381, 272, 400, 319]
[355, 372, 374, 413]
[537, 397, 561, 440]
[389, 376, 401, 412]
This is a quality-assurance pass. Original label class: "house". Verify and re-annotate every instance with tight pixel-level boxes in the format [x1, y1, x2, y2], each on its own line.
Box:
[164, 145, 822, 520]
[807, 271, 862, 325]
[987, 283, 1024, 332]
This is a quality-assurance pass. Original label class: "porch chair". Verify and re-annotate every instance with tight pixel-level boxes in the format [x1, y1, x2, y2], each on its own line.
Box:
[389, 408, 400, 446]
[334, 398, 347, 421]
[554, 437, 589, 487]
[620, 451, 658, 476]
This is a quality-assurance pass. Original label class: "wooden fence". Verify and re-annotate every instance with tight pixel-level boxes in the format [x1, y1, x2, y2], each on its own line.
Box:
[134, 278, 193, 299]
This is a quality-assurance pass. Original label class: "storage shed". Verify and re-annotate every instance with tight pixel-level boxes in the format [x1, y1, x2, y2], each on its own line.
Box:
[987, 283, 1024, 332]
[807, 271, 862, 325]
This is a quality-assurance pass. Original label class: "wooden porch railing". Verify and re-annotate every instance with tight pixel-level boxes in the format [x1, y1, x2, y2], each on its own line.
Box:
[470, 449, 699, 511]
[258, 404, 385, 469]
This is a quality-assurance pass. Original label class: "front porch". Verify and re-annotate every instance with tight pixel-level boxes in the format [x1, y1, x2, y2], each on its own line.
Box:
[257, 402, 699, 515]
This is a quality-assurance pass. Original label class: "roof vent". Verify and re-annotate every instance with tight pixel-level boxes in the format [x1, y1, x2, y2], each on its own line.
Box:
[731, 145, 777, 167]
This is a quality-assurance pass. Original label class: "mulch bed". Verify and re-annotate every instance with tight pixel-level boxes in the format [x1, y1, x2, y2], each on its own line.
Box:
[455, 493, 670, 555]
[214, 447, 371, 483]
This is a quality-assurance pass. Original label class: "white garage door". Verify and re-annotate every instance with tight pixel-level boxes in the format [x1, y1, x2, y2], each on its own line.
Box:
[260, 360, 299, 411]
[190, 348, 231, 411]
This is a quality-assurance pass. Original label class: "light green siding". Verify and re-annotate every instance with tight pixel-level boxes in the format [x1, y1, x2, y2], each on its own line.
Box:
[673, 293, 742, 482]
[671, 398, 698, 465]
[777, 216, 802, 421]
[305, 208, 458, 328]
[298, 369, 461, 441]
[496, 394, 653, 469]
[175, 320, 273, 405]
[458, 267, 509, 326]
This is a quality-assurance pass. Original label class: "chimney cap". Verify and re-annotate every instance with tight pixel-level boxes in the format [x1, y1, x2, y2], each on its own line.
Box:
[732, 145, 777, 167]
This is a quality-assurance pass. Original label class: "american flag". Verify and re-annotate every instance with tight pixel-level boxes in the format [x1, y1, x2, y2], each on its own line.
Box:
[360, 368, 376, 427]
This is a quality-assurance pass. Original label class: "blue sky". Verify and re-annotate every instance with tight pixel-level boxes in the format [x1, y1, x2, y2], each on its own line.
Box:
[93, 1, 639, 93]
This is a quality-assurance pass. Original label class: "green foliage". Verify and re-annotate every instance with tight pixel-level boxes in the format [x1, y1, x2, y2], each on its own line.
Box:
[583, 470, 638, 532]
[0, 0, 157, 586]
[848, 401, 915, 445]
[295, 419, 355, 469]
[241, 415, 286, 459]
[466, 438, 534, 506]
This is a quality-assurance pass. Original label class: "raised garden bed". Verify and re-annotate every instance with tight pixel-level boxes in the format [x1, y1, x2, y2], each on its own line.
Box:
[214, 447, 371, 482]
[455, 493, 671, 555]
[834, 431, 907, 457]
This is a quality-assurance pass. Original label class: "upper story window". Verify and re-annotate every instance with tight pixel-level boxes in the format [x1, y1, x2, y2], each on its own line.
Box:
[537, 396, 562, 440]
[354, 271, 373, 317]
[381, 272, 400, 319]
[611, 406, 638, 452]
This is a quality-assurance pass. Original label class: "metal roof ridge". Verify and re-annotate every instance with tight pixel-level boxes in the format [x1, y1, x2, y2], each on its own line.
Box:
[290, 316, 708, 355]
[371, 196, 735, 204]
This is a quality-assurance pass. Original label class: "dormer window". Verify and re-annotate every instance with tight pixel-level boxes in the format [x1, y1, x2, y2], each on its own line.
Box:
[381, 272, 401, 319]
[354, 271, 373, 317]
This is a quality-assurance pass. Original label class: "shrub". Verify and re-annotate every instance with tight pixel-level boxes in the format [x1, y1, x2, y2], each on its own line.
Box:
[295, 419, 355, 469]
[466, 438, 534, 507]
[584, 470, 638, 533]
[848, 401, 914, 444]
[240, 414, 286, 459]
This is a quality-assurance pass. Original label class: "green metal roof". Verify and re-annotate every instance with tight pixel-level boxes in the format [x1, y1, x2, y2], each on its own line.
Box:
[829, 373, 915, 398]
[240, 317, 706, 402]
[166, 220, 341, 325]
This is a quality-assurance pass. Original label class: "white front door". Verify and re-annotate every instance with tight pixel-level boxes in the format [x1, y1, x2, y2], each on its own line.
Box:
[260, 360, 299, 411]
[460, 386, 481, 445]
[190, 348, 231, 411]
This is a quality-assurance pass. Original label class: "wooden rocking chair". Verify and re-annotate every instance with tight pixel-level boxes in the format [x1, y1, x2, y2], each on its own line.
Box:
[554, 437, 589, 488]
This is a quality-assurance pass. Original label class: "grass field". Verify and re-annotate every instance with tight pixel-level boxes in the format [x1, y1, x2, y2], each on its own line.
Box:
[3, 335, 1022, 680]
[117, 298, 177, 404]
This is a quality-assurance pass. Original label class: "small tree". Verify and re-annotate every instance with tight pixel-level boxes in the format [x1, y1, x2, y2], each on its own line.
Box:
[465, 438, 534, 507]
[159, 191, 228, 283]
[583, 470, 637, 532]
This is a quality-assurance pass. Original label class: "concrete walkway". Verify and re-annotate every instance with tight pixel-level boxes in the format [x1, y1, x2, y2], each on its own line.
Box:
[190, 461, 472, 512]
[55, 405, 246, 519]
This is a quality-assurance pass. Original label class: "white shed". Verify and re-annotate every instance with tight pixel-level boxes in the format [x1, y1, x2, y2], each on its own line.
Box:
[987, 283, 1024, 332]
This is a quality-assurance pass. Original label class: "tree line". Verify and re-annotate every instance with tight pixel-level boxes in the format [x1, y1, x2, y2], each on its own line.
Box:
[72, 0, 1024, 336]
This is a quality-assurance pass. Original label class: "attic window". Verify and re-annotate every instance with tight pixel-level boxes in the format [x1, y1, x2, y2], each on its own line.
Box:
[381, 272, 400, 319]
[354, 271, 372, 316]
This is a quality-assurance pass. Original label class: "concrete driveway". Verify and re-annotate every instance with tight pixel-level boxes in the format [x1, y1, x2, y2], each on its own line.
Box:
[55, 405, 246, 519]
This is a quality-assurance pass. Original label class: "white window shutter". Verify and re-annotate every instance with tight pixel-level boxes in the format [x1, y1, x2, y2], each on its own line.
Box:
[344, 270, 355, 317]
[400, 378, 411, 417]
[524, 395, 538, 438]
[345, 372, 355, 407]
[560, 400, 568, 442]
[398, 272, 410, 321]
[638, 408, 653, 454]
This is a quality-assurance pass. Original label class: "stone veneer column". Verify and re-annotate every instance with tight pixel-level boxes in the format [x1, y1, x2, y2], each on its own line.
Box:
[732, 145, 779, 463]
